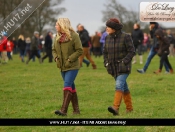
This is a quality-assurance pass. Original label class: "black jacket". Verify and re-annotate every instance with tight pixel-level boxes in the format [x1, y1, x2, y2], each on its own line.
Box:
[78, 29, 89, 47]
[131, 29, 144, 46]
[18, 39, 26, 50]
[45, 34, 52, 50]
[155, 29, 170, 56]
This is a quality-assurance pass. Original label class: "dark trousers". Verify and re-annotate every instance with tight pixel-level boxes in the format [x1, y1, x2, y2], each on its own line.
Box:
[159, 53, 172, 70]
[29, 50, 41, 60]
[42, 49, 52, 62]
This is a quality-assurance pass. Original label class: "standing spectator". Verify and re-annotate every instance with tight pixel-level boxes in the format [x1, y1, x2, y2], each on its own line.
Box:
[53, 18, 83, 116]
[18, 35, 26, 62]
[142, 33, 150, 53]
[167, 30, 175, 57]
[25, 37, 35, 61]
[26, 31, 42, 64]
[0, 32, 8, 63]
[154, 29, 174, 74]
[77, 24, 97, 69]
[12, 37, 18, 54]
[103, 18, 135, 116]
[131, 23, 144, 64]
[91, 31, 102, 57]
[137, 22, 169, 74]
[7, 39, 14, 60]
[42, 31, 53, 62]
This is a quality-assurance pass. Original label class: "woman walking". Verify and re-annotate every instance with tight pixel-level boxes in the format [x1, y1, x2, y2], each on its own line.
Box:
[103, 18, 135, 115]
[18, 35, 26, 62]
[154, 29, 174, 74]
[52, 18, 83, 116]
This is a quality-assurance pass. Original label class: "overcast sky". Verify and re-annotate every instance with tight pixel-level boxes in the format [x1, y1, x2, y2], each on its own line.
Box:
[58, 0, 175, 35]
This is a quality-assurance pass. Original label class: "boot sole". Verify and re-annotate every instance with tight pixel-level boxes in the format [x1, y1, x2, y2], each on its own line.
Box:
[108, 107, 119, 115]
[55, 110, 67, 116]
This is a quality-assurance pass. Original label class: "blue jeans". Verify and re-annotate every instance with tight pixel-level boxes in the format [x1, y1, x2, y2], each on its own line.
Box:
[83, 59, 89, 64]
[115, 74, 129, 92]
[143, 47, 169, 72]
[61, 70, 79, 91]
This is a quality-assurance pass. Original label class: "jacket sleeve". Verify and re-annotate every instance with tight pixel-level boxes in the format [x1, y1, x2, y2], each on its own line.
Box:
[68, 33, 83, 62]
[123, 34, 136, 65]
[52, 37, 59, 61]
[162, 37, 170, 52]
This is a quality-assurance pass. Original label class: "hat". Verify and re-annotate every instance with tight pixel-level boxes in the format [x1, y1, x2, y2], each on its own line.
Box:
[34, 31, 39, 35]
[150, 22, 158, 25]
[106, 18, 123, 30]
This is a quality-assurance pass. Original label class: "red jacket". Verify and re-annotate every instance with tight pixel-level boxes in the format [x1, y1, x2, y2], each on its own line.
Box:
[0, 36, 8, 51]
[7, 41, 14, 52]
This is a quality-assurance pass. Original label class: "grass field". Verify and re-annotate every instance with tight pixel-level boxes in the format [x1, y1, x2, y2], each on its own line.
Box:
[0, 53, 175, 132]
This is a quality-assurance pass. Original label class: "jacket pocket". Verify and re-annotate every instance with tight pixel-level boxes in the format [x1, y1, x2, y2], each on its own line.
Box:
[56, 59, 61, 68]
[118, 61, 130, 73]
[106, 63, 114, 75]
[64, 60, 72, 68]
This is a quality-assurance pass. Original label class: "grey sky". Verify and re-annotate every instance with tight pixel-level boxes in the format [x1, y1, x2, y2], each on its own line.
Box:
[59, 0, 175, 35]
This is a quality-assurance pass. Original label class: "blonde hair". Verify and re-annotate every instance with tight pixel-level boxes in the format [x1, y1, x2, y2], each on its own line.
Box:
[18, 35, 24, 40]
[56, 18, 75, 40]
[26, 37, 31, 43]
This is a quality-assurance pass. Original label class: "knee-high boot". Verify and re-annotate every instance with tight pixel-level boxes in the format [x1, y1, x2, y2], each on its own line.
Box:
[71, 90, 80, 114]
[108, 90, 123, 115]
[55, 90, 72, 116]
[123, 91, 133, 113]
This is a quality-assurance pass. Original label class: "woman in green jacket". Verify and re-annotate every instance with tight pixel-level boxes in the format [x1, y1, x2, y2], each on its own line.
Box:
[52, 18, 83, 116]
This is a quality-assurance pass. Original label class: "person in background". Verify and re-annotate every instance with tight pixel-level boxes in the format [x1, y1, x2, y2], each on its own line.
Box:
[42, 31, 53, 63]
[137, 22, 169, 74]
[103, 18, 135, 116]
[76, 23, 90, 67]
[167, 30, 175, 57]
[12, 37, 18, 54]
[131, 23, 144, 64]
[142, 33, 150, 53]
[91, 31, 102, 57]
[25, 37, 35, 62]
[7, 38, 14, 60]
[77, 24, 97, 69]
[0, 32, 8, 63]
[26, 31, 42, 64]
[53, 18, 83, 116]
[100, 31, 108, 55]
[18, 35, 26, 62]
[154, 29, 174, 74]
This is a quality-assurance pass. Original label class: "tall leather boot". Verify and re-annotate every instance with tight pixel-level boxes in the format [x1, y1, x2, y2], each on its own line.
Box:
[123, 91, 133, 113]
[71, 90, 80, 114]
[55, 90, 72, 116]
[108, 90, 123, 115]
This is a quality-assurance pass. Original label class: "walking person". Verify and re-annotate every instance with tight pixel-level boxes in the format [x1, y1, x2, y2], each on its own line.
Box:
[103, 18, 135, 115]
[131, 23, 144, 64]
[77, 24, 97, 69]
[26, 31, 42, 64]
[18, 35, 26, 62]
[52, 18, 83, 116]
[154, 29, 174, 74]
[7, 39, 14, 60]
[42, 31, 53, 63]
[0, 32, 8, 64]
[137, 22, 169, 74]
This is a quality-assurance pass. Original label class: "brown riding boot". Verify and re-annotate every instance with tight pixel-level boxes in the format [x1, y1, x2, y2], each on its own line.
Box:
[170, 69, 174, 74]
[92, 64, 97, 69]
[55, 90, 72, 116]
[108, 90, 123, 115]
[123, 91, 133, 113]
[153, 69, 162, 74]
[71, 91, 80, 114]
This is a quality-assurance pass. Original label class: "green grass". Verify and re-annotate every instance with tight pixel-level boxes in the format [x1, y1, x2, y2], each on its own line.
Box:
[0, 53, 175, 132]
